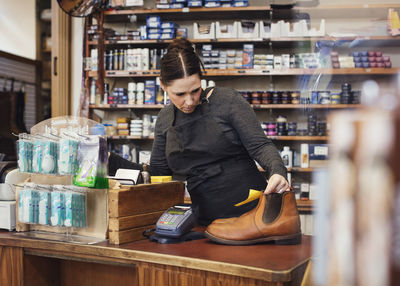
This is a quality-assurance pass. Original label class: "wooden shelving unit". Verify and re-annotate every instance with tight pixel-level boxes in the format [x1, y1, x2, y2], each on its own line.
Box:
[98, 36, 400, 46]
[88, 68, 400, 78]
[267, 136, 328, 141]
[89, 104, 164, 110]
[108, 135, 155, 140]
[89, 103, 359, 110]
[251, 104, 361, 109]
[296, 200, 314, 212]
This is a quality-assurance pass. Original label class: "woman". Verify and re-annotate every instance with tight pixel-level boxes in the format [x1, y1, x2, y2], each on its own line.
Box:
[109, 39, 290, 226]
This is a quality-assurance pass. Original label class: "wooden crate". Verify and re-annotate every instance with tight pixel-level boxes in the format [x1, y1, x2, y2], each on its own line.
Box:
[108, 181, 185, 244]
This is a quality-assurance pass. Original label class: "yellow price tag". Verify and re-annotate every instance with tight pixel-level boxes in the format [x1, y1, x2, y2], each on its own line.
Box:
[234, 189, 263, 207]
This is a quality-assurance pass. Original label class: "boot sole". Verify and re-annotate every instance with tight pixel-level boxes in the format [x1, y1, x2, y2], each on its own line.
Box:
[204, 231, 302, 246]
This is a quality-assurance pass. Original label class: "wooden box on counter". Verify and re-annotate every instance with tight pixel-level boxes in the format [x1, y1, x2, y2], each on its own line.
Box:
[108, 181, 185, 244]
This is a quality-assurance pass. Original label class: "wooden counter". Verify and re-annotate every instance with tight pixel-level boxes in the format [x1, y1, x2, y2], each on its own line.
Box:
[0, 231, 311, 286]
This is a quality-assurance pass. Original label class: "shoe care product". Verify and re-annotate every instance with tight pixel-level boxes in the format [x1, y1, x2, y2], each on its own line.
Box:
[281, 146, 293, 168]
[300, 143, 309, 168]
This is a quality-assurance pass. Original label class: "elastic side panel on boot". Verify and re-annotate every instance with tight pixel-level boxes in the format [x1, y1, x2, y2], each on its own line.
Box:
[262, 193, 283, 224]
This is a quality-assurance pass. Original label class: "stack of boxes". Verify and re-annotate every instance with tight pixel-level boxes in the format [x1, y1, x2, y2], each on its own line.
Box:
[331, 50, 392, 68]
[156, 0, 248, 8]
[116, 118, 130, 136]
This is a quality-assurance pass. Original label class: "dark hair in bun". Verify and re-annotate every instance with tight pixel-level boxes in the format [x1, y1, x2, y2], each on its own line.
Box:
[160, 39, 204, 86]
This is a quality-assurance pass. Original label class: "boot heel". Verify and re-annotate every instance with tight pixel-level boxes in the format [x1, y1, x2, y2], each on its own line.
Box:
[274, 234, 302, 245]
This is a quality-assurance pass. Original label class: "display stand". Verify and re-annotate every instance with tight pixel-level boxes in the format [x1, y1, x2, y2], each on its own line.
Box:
[15, 116, 110, 243]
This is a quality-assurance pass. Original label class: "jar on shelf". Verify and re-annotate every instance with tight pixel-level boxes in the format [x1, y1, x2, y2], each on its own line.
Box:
[291, 91, 300, 104]
[251, 91, 261, 104]
[261, 91, 271, 104]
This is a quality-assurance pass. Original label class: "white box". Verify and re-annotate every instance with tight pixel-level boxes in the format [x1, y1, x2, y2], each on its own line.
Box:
[238, 22, 259, 38]
[193, 22, 216, 40]
[259, 21, 271, 39]
[0, 201, 16, 231]
[301, 143, 309, 168]
[216, 21, 239, 39]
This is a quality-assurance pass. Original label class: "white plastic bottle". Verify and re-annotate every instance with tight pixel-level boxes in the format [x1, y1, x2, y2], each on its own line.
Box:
[281, 146, 293, 168]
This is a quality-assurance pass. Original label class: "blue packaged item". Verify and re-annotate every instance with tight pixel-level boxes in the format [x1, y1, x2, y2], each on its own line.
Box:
[188, 0, 203, 7]
[32, 139, 44, 173]
[161, 28, 175, 34]
[233, 0, 248, 7]
[170, 3, 185, 8]
[64, 192, 73, 227]
[17, 138, 33, 173]
[38, 191, 51, 225]
[41, 140, 58, 175]
[205, 1, 220, 8]
[146, 16, 161, 28]
[147, 33, 161, 40]
[311, 91, 319, 104]
[58, 138, 79, 175]
[51, 190, 65, 226]
[171, 0, 187, 3]
[145, 80, 156, 104]
[161, 33, 175, 40]
[161, 22, 175, 29]
[147, 28, 162, 34]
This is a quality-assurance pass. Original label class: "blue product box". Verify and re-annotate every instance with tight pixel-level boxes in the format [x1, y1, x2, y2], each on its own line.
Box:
[147, 28, 162, 34]
[170, 3, 185, 8]
[233, 0, 248, 7]
[50, 191, 65, 226]
[38, 191, 51, 225]
[205, 1, 220, 8]
[161, 28, 175, 34]
[188, 0, 203, 7]
[221, 2, 233, 7]
[171, 0, 187, 2]
[243, 44, 254, 69]
[147, 33, 161, 40]
[161, 33, 175, 40]
[146, 16, 161, 28]
[64, 192, 73, 227]
[308, 144, 329, 160]
[161, 22, 175, 29]
[176, 27, 187, 38]
[145, 80, 156, 104]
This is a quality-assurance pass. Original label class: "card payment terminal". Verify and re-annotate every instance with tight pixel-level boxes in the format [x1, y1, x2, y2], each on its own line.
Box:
[155, 205, 196, 238]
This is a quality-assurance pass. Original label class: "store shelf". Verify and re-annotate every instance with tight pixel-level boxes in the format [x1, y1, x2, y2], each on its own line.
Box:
[89, 104, 164, 110]
[296, 200, 314, 212]
[295, 3, 400, 10]
[102, 36, 400, 46]
[251, 104, 361, 109]
[287, 167, 315, 173]
[258, 167, 316, 173]
[108, 135, 155, 140]
[96, 68, 400, 78]
[104, 6, 271, 21]
[267, 136, 328, 141]
[106, 70, 160, 77]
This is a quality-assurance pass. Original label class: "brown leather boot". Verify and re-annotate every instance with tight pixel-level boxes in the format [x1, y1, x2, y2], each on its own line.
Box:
[205, 191, 302, 245]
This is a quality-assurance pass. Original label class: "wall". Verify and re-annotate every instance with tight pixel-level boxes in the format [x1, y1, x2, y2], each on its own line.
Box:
[71, 17, 84, 116]
[0, 0, 36, 60]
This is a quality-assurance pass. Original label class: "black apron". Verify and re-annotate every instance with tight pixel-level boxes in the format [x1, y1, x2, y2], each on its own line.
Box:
[165, 88, 267, 225]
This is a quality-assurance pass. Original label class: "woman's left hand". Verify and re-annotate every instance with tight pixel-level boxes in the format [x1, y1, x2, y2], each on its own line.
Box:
[264, 174, 290, 194]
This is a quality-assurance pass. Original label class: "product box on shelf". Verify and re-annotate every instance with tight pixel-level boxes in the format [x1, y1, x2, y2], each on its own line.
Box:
[243, 44, 254, 69]
[188, 0, 203, 7]
[216, 21, 239, 38]
[309, 144, 329, 167]
[238, 21, 259, 38]
[205, 0, 221, 8]
[193, 22, 216, 39]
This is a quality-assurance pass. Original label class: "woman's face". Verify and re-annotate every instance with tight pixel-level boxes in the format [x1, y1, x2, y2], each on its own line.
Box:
[161, 74, 202, 114]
